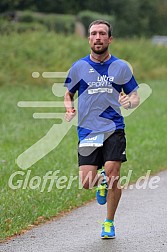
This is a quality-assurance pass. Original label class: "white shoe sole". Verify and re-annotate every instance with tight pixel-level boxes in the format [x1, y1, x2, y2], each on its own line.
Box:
[101, 235, 116, 239]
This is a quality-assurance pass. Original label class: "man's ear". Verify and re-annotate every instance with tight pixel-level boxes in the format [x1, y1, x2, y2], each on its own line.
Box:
[109, 36, 113, 44]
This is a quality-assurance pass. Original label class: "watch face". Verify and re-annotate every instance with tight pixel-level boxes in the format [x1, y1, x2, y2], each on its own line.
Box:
[128, 101, 131, 108]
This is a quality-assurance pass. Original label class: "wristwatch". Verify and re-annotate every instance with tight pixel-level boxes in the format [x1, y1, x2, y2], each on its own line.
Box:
[127, 101, 132, 109]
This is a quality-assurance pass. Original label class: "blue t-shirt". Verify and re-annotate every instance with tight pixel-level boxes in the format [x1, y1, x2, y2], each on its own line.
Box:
[65, 55, 139, 140]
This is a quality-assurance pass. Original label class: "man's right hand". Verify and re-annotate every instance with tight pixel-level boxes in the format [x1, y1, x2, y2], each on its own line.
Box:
[64, 108, 76, 122]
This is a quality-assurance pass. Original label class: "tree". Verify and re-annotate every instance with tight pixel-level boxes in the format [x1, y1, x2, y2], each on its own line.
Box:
[1, 0, 167, 37]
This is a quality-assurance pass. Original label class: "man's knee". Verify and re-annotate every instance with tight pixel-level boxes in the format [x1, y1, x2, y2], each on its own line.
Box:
[105, 161, 121, 176]
[104, 161, 121, 189]
[79, 166, 98, 189]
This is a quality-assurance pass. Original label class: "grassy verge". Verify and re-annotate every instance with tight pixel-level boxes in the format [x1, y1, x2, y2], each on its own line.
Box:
[0, 32, 167, 86]
[123, 79, 167, 178]
[0, 80, 166, 241]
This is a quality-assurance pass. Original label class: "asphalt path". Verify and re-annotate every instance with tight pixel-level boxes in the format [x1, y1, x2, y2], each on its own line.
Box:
[1, 170, 167, 252]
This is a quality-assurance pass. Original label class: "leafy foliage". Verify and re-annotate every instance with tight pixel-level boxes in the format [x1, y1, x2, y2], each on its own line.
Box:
[0, 0, 167, 37]
[0, 11, 76, 35]
[77, 10, 115, 36]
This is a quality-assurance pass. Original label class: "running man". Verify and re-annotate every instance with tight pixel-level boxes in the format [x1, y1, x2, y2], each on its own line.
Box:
[64, 20, 140, 239]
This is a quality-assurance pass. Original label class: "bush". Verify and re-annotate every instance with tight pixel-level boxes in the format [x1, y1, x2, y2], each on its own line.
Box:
[17, 11, 35, 23]
[17, 11, 76, 34]
[0, 11, 76, 35]
[35, 13, 75, 34]
[77, 10, 115, 35]
[0, 20, 46, 35]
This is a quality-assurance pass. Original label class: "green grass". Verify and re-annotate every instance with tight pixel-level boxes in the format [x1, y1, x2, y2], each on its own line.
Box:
[123, 80, 167, 179]
[0, 32, 167, 241]
[0, 32, 167, 87]
[0, 81, 166, 241]
[0, 83, 95, 241]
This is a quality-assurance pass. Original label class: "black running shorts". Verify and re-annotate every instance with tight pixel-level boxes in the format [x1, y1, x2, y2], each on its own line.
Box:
[78, 130, 127, 169]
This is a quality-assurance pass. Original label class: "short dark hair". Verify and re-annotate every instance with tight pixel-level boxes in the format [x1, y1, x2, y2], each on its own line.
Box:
[88, 20, 113, 37]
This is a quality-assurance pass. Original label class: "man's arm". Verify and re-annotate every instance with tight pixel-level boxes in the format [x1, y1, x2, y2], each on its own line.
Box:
[119, 91, 140, 109]
[64, 89, 76, 121]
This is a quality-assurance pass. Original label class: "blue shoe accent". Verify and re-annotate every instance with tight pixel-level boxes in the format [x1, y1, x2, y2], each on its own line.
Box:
[101, 221, 116, 239]
[96, 170, 108, 205]
[96, 184, 108, 205]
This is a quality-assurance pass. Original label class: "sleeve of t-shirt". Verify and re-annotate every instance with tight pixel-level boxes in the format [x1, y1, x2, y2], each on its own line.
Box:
[121, 62, 139, 94]
[64, 63, 80, 94]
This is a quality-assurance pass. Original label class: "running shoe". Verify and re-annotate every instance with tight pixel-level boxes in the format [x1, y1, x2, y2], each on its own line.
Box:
[101, 220, 116, 239]
[96, 170, 108, 205]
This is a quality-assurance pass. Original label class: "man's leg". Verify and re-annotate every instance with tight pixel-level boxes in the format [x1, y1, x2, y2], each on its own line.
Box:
[104, 161, 122, 220]
[100, 161, 121, 238]
[79, 165, 99, 189]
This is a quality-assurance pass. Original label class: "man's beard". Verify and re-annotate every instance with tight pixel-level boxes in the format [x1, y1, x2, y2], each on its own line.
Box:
[91, 46, 108, 55]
